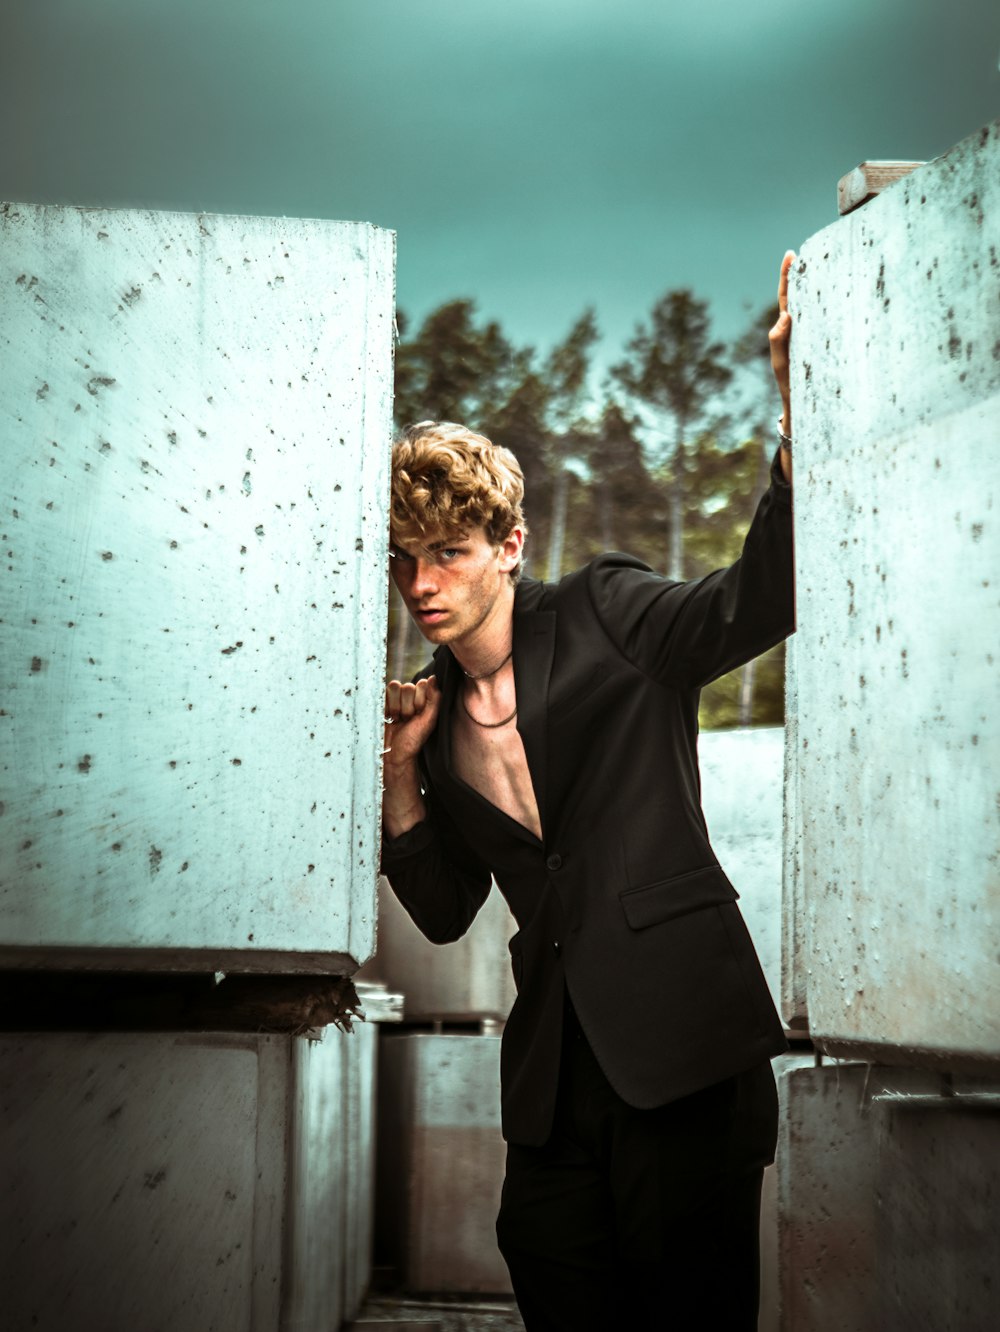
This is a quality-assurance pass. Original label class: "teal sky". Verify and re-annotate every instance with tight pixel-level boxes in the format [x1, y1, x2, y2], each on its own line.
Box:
[3, 0, 997, 367]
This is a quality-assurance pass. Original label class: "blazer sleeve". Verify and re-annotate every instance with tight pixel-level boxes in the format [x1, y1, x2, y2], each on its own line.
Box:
[379, 783, 494, 945]
[586, 449, 794, 688]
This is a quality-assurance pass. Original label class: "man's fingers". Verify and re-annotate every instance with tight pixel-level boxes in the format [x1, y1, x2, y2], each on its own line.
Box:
[384, 675, 439, 722]
[777, 249, 795, 315]
[769, 309, 792, 350]
[385, 680, 401, 719]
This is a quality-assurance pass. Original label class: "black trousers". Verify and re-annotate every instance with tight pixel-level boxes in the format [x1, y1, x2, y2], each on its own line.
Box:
[496, 1000, 777, 1331]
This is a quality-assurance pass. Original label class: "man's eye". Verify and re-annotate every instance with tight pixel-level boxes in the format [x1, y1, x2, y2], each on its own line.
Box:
[440, 548, 461, 561]
[389, 548, 414, 563]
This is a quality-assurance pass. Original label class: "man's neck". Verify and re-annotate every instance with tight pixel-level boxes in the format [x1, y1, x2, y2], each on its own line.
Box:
[450, 594, 515, 680]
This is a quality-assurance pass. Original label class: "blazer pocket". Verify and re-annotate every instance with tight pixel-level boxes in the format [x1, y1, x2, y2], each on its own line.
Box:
[619, 864, 739, 930]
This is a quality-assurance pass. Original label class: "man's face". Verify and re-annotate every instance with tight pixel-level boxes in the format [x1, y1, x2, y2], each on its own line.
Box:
[389, 525, 522, 646]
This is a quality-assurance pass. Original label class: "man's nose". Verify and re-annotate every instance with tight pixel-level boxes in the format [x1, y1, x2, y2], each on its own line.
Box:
[410, 557, 439, 595]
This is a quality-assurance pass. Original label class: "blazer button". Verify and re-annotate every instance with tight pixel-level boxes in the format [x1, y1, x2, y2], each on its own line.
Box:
[552, 940, 561, 956]
[546, 853, 562, 871]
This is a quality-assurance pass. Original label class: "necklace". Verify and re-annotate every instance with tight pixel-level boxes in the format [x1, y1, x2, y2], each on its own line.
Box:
[461, 691, 518, 729]
[460, 647, 513, 681]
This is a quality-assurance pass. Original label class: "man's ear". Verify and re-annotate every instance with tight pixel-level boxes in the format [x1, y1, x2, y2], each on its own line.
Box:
[498, 526, 524, 575]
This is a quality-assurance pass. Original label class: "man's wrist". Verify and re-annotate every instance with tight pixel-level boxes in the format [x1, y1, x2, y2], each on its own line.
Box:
[382, 757, 427, 839]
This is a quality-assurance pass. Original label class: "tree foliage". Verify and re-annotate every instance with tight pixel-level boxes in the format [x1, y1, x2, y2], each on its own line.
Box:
[388, 291, 786, 729]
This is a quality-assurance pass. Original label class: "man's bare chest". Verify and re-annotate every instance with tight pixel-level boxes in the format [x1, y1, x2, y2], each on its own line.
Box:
[451, 703, 542, 841]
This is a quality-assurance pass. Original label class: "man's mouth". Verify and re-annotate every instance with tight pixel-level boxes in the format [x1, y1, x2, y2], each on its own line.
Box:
[416, 607, 446, 622]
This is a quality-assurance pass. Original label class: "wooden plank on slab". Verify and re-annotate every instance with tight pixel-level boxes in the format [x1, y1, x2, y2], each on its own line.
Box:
[838, 160, 924, 215]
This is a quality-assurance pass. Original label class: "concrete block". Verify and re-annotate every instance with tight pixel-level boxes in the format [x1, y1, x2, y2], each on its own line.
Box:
[781, 635, 809, 1032]
[376, 1032, 511, 1294]
[777, 1059, 940, 1332]
[284, 1021, 380, 1330]
[344, 1020, 379, 1321]
[0, 1031, 288, 1331]
[0, 1021, 381, 1332]
[788, 121, 1000, 1060]
[285, 1029, 349, 1332]
[876, 1096, 1000, 1331]
[699, 727, 786, 1030]
[0, 201, 394, 972]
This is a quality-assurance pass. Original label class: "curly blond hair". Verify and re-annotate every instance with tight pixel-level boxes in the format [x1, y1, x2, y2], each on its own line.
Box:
[390, 421, 527, 578]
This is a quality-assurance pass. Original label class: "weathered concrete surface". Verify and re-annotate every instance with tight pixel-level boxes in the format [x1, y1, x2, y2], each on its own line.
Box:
[0, 1022, 381, 1331]
[0, 202, 394, 972]
[873, 1092, 1000, 1332]
[0, 1031, 288, 1331]
[876, 1095, 1000, 1332]
[376, 1032, 511, 1294]
[778, 1058, 1000, 1332]
[699, 726, 786, 1031]
[777, 1060, 948, 1332]
[787, 121, 1000, 1060]
[781, 635, 809, 1031]
[284, 1020, 378, 1330]
[778, 1059, 880, 1332]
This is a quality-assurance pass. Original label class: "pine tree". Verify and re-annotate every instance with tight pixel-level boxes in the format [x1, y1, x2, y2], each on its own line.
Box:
[612, 291, 731, 579]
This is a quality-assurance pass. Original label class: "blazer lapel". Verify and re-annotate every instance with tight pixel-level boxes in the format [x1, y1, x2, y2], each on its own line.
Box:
[420, 598, 555, 845]
[423, 645, 457, 792]
[513, 606, 556, 840]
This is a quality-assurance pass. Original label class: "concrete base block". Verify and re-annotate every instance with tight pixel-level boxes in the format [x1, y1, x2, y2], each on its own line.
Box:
[779, 1062, 1000, 1331]
[0, 1031, 288, 1331]
[877, 1098, 1000, 1331]
[285, 1019, 378, 1331]
[0, 1023, 378, 1331]
[376, 1032, 511, 1294]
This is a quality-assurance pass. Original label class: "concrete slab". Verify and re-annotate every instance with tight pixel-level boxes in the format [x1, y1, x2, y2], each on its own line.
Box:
[0, 1030, 287, 1331]
[0, 201, 394, 972]
[787, 120, 1000, 1060]
[699, 726, 786, 1031]
[376, 1032, 511, 1295]
[0, 1021, 382, 1331]
[876, 1096, 1000, 1331]
[777, 1059, 942, 1331]
[781, 635, 809, 1032]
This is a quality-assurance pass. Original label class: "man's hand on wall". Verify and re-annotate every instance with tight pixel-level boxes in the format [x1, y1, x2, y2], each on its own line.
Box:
[384, 676, 441, 765]
[381, 676, 441, 837]
[769, 250, 795, 484]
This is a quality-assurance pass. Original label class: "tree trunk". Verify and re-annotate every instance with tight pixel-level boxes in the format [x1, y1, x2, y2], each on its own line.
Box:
[597, 478, 615, 551]
[739, 655, 757, 727]
[547, 465, 569, 581]
[667, 416, 686, 581]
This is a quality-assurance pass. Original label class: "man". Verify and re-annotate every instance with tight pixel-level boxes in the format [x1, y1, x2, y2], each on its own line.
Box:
[380, 254, 796, 1329]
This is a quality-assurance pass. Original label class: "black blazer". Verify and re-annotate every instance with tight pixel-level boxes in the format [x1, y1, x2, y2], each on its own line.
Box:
[382, 452, 794, 1146]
